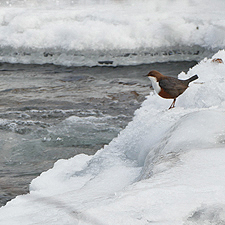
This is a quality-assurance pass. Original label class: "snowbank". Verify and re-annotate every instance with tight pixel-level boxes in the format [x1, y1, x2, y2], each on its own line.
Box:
[0, 49, 225, 224]
[0, 0, 225, 65]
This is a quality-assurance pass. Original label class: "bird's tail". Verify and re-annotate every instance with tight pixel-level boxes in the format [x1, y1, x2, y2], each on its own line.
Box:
[185, 74, 198, 84]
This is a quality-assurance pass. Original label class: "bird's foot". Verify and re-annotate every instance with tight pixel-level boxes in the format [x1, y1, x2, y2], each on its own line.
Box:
[168, 99, 176, 110]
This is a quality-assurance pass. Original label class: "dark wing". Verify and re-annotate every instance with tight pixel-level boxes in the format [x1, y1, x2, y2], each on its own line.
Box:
[159, 77, 187, 97]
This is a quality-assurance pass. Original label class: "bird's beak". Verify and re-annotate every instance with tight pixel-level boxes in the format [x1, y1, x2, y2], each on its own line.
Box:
[144, 74, 149, 77]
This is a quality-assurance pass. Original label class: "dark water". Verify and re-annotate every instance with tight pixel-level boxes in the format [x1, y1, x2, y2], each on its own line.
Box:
[0, 61, 197, 206]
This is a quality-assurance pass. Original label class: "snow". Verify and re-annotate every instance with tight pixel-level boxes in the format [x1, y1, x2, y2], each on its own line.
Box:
[0, 0, 225, 65]
[1, 1, 225, 223]
[0, 49, 225, 224]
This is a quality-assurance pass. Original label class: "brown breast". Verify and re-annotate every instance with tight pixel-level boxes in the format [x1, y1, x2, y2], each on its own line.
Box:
[158, 88, 175, 99]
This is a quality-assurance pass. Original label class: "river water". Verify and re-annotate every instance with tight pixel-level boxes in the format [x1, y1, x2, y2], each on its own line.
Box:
[0, 61, 197, 206]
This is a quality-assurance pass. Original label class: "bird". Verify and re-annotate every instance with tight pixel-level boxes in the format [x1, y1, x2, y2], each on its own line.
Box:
[146, 70, 198, 109]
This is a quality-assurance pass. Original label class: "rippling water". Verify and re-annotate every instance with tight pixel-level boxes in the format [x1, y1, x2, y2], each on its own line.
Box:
[0, 61, 196, 206]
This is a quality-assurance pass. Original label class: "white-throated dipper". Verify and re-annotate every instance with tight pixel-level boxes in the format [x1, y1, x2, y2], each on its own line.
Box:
[146, 70, 198, 109]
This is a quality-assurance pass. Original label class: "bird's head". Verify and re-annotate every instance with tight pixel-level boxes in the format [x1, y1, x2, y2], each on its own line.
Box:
[145, 70, 164, 81]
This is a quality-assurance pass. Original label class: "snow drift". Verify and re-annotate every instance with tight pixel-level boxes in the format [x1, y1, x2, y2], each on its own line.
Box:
[0, 0, 225, 66]
[0, 49, 225, 224]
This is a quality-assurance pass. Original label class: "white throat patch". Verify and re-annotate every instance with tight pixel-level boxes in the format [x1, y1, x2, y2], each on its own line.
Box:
[148, 76, 161, 94]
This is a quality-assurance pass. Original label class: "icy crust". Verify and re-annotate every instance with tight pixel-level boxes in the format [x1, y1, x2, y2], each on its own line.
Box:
[0, 45, 214, 67]
[0, 0, 225, 66]
[0, 51, 225, 224]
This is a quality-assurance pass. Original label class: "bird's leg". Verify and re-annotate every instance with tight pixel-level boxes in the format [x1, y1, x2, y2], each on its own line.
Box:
[168, 99, 176, 110]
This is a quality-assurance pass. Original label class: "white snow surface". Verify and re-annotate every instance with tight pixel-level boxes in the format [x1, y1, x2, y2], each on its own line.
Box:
[0, 0, 225, 65]
[0, 50, 225, 224]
